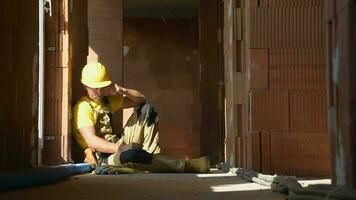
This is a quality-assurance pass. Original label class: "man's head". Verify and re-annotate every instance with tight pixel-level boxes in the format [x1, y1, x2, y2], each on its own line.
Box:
[81, 62, 112, 100]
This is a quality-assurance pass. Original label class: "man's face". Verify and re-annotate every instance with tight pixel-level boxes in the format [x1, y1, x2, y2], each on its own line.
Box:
[86, 86, 105, 101]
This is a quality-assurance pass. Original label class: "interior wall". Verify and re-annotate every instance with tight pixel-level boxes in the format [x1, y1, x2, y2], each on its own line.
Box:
[123, 18, 201, 158]
[0, 0, 38, 171]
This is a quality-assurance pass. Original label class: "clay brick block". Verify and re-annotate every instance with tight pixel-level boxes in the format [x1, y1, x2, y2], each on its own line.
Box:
[162, 148, 190, 159]
[336, 0, 350, 14]
[249, 0, 258, 7]
[249, 7, 325, 48]
[250, 49, 269, 89]
[270, 132, 331, 176]
[269, 48, 326, 90]
[225, 136, 236, 166]
[267, 0, 324, 7]
[261, 132, 271, 173]
[250, 90, 289, 131]
[237, 104, 243, 136]
[290, 90, 328, 132]
[250, 132, 261, 172]
[234, 72, 246, 104]
[234, 8, 242, 41]
[160, 131, 188, 149]
[236, 40, 245, 72]
[326, 0, 335, 21]
[236, 136, 245, 167]
[224, 20, 234, 53]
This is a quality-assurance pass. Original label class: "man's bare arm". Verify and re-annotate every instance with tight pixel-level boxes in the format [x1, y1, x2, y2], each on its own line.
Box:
[79, 126, 141, 153]
[106, 84, 146, 108]
[79, 126, 121, 153]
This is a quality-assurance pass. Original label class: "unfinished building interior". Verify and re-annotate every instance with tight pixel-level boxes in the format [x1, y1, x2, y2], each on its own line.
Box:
[1, 0, 356, 199]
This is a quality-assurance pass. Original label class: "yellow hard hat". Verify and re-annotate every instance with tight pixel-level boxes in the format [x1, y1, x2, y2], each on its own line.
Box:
[81, 62, 112, 88]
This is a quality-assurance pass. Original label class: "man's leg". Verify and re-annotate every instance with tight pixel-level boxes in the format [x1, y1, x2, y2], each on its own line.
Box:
[122, 103, 161, 154]
[106, 149, 210, 173]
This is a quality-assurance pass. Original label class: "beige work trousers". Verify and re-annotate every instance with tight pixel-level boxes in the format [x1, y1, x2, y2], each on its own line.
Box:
[107, 109, 161, 166]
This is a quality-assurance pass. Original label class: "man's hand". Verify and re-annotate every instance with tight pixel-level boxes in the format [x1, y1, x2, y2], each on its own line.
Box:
[102, 83, 127, 96]
[84, 148, 98, 166]
[114, 84, 127, 95]
[118, 142, 142, 153]
[103, 84, 119, 96]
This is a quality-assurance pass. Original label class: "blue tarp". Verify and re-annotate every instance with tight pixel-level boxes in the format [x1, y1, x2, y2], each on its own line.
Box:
[0, 163, 93, 191]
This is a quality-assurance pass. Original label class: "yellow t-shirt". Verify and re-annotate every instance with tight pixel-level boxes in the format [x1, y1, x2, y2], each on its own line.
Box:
[72, 95, 124, 149]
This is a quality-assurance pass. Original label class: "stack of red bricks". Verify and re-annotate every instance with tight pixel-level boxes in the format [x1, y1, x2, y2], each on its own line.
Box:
[247, 0, 330, 176]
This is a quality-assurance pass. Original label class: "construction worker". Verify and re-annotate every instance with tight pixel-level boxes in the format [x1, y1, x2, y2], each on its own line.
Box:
[72, 62, 210, 174]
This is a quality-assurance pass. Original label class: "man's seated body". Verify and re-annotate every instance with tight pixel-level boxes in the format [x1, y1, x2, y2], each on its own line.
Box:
[73, 62, 210, 174]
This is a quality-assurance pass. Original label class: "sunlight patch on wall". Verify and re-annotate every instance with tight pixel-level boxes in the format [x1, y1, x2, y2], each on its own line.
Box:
[87, 46, 98, 63]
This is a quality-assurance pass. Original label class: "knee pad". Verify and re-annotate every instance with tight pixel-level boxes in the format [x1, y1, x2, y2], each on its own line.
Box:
[120, 149, 153, 164]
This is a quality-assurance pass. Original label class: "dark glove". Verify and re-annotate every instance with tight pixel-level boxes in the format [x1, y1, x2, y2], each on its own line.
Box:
[137, 103, 159, 126]
[94, 165, 140, 175]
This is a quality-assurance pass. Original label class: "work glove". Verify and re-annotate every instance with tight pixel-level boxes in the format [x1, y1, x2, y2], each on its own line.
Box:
[94, 165, 140, 175]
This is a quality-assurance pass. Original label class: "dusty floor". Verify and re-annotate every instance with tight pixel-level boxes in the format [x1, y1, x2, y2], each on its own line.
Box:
[0, 170, 328, 200]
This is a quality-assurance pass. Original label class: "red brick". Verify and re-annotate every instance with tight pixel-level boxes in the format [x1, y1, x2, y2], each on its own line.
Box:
[250, 49, 269, 89]
[270, 132, 331, 176]
[269, 48, 326, 90]
[160, 131, 188, 149]
[326, 0, 336, 21]
[250, 90, 289, 131]
[236, 136, 245, 167]
[250, 132, 261, 172]
[261, 132, 271, 173]
[249, 7, 324, 48]
[289, 90, 328, 132]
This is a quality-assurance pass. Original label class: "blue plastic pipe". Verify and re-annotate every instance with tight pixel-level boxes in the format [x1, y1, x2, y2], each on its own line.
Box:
[0, 163, 93, 191]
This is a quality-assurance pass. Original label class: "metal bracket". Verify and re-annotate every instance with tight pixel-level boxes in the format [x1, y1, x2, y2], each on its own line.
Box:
[217, 81, 225, 87]
[44, 135, 56, 141]
[46, 46, 56, 52]
[44, 0, 52, 17]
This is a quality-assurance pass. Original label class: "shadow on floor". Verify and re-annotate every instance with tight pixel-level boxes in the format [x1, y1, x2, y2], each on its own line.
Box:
[0, 171, 286, 200]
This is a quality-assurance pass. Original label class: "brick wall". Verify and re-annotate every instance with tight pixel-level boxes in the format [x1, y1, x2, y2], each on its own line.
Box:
[224, 0, 330, 176]
[123, 18, 200, 159]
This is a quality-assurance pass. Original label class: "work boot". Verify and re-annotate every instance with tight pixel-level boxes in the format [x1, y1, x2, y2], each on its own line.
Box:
[185, 156, 210, 173]
[122, 154, 185, 173]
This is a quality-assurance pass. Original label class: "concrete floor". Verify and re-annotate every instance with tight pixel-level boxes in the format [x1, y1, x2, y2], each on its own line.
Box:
[0, 171, 287, 200]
